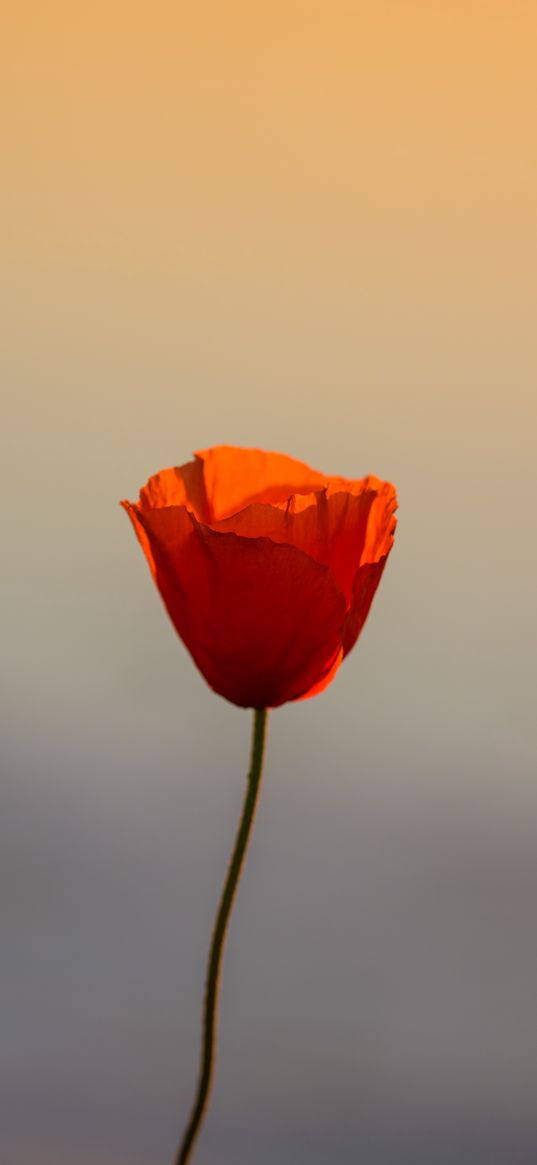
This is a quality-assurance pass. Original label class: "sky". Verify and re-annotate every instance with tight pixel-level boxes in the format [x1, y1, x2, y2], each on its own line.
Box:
[1, 3, 536, 1163]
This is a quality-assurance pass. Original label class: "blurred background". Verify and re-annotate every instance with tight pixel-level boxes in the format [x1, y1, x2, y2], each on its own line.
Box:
[1, 2, 536, 1162]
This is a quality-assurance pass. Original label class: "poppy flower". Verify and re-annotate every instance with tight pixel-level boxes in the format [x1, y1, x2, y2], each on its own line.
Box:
[122, 446, 397, 709]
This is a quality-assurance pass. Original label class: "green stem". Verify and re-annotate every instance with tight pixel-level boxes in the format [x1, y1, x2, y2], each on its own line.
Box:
[175, 708, 269, 1165]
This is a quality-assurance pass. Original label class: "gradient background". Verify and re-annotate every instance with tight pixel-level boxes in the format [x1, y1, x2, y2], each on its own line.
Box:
[2, 2, 536, 1163]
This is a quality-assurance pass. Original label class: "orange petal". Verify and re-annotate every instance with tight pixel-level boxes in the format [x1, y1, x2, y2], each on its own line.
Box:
[339, 488, 397, 655]
[121, 499, 158, 579]
[124, 503, 347, 708]
[135, 459, 209, 521]
[194, 446, 328, 521]
[342, 556, 390, 657]
[213, 481, 397, 606]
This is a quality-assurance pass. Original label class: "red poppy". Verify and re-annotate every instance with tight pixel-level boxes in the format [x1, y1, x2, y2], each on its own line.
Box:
[122, 447, 397, 708]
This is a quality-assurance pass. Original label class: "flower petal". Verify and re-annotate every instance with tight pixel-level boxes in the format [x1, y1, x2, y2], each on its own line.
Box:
[137, 459, 209, 522]
[341, 557, 390, 657]
[123, 502, 347, 708]
[296, 645, 344, 701]
[194, 446, 328, 520]
[340, 488, 397, 655]
[213, 480, 397, 606]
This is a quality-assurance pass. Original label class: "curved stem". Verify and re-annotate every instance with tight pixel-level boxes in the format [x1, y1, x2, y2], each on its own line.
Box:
[175, 708, 269, 1165]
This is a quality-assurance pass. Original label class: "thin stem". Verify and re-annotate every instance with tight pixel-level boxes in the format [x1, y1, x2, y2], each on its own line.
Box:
[175, 707, 269, 1165]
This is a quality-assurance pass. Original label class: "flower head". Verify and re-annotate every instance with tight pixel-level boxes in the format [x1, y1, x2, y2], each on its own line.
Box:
[122, 446, 397, 708]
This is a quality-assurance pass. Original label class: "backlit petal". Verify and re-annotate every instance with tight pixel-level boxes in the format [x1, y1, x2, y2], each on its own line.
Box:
[214, 481, 397, 605]
[124, 502, 347, 708]
[138, 459, 209, 521]
[342, 557, 390, 657]
[195, 446, 328, 520]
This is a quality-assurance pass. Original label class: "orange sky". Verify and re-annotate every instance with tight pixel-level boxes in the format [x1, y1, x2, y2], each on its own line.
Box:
[4, 1, 537, 277]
